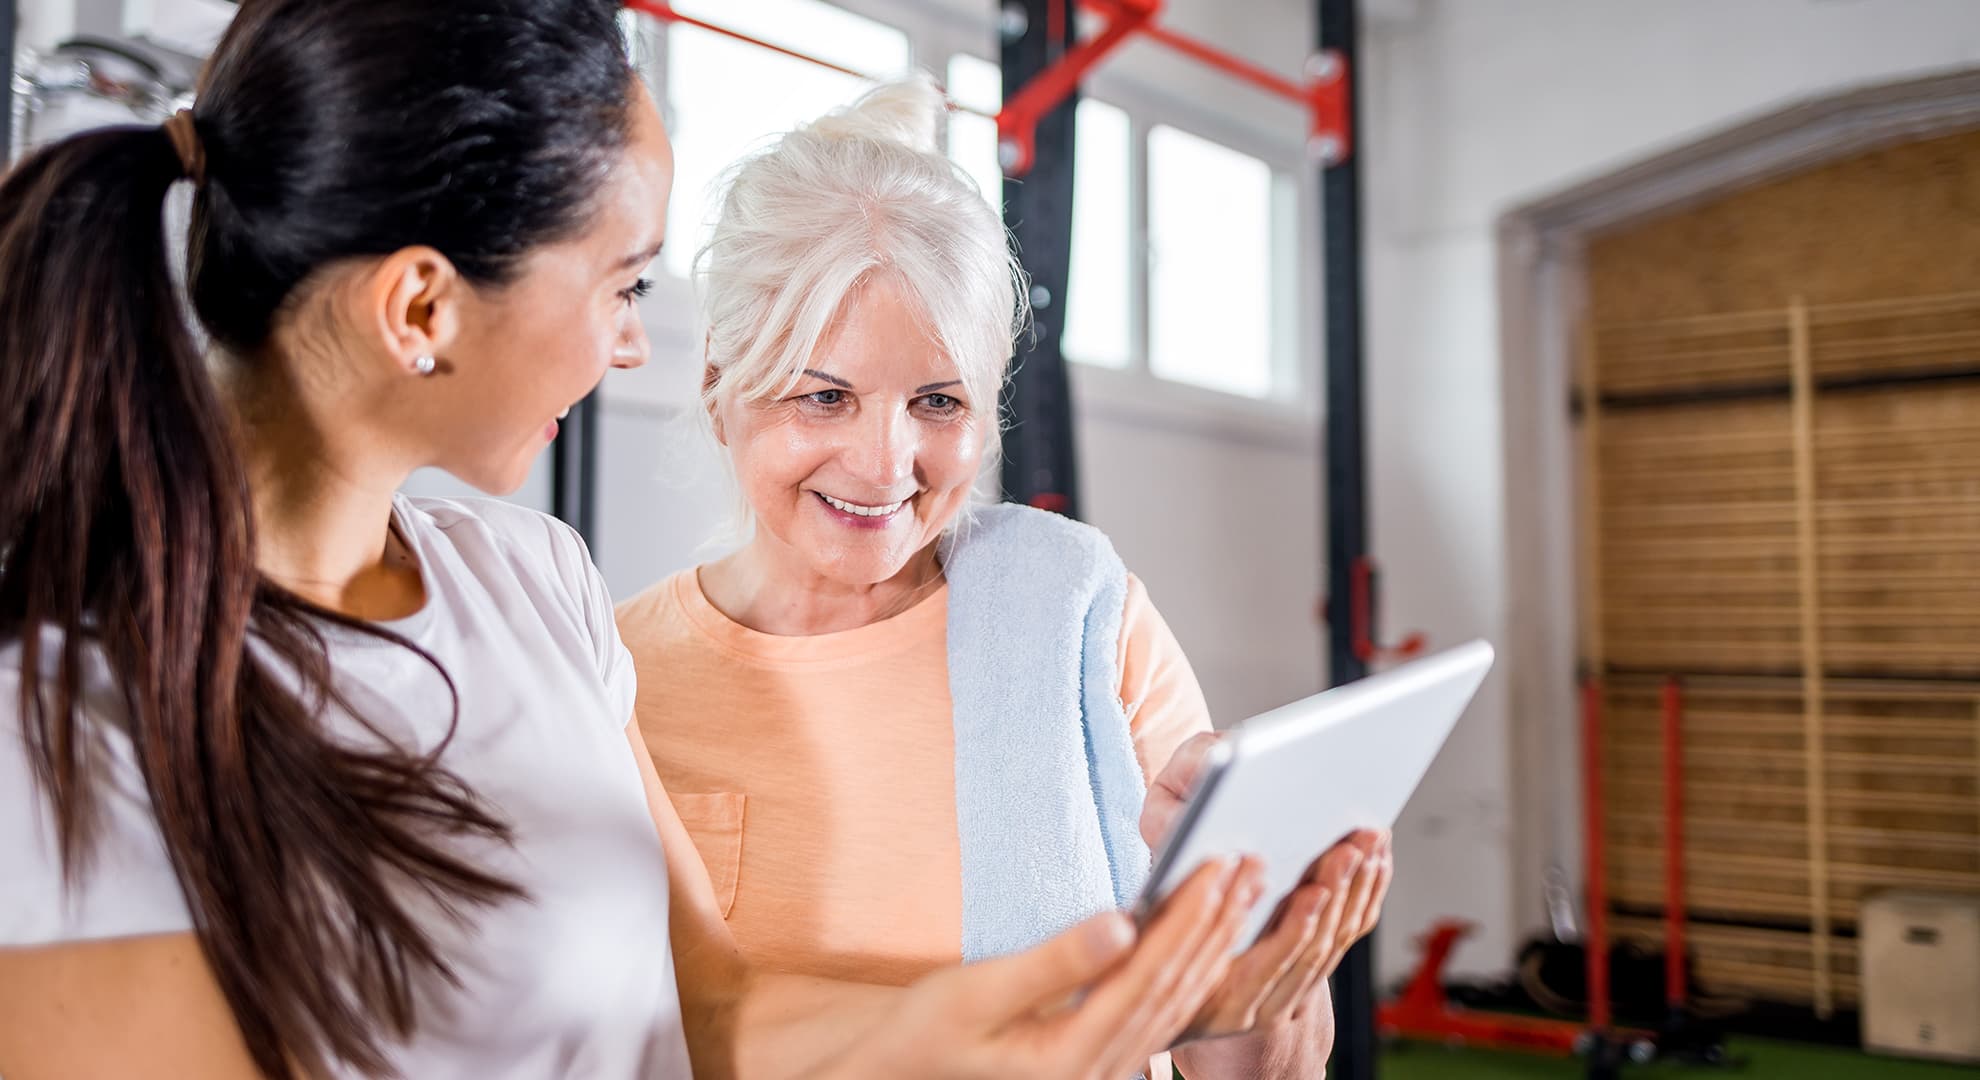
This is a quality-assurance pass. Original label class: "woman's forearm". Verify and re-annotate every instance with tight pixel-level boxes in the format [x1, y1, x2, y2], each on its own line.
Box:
[727, 971, 902, 1079]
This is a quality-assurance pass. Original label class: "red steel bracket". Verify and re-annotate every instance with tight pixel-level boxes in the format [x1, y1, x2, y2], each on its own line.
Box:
[996, 0, 1159, 175]
[999, 0, 1353, 175]
[1351, 556, 1427, 665]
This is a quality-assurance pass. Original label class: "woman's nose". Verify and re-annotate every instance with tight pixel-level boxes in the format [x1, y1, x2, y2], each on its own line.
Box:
[852, 408, 915, 488]
[611, 309, 650, 371]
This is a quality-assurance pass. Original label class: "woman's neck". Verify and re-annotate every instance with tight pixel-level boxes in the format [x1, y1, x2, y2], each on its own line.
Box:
[227, 365, 424, 621]
[699, 534, 943, 637]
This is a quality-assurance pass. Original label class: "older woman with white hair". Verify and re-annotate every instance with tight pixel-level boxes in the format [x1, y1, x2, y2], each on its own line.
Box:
[617, 76, 1390, 1079]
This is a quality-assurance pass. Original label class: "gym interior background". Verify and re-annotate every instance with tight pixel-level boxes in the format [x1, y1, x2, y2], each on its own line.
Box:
[10, 0, 1978, 1077]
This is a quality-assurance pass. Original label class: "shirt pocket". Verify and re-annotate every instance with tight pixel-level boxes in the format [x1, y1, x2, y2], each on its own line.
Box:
[670, 791, 746, 918]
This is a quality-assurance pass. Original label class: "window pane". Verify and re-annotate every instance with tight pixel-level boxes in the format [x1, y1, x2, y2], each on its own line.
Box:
[662, 0, 910, 279]
[1147, 125, 1277, 398]
[944, 51, 1001, 115]
[1063, 98, 1131, 369]
[945, 54, 1002, 216]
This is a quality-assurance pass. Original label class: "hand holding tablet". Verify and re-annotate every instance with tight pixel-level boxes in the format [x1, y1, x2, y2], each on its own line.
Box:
[1135, 641, 1494, 948]
[1132, 641, 1492, 1042]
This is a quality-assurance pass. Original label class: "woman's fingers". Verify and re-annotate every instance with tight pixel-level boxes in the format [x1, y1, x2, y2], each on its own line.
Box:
[1257, 843, 1362, 1017]
[1061, 858, 1237, 1064]
[1359, 834, 1395, 939]
[954, 911, 1139, 1028]
[1100, 858, 1257, 1066]
[1095, 857, 1261, 1069]
[1159, 857, 1264, 1025]
[1328, 835, 1390, 974]
[1139, 732, 1225, 848]
[1194, 879, 1329, 1034]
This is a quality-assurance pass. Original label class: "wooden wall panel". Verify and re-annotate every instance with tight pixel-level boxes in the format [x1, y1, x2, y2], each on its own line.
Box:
[1578, 126, 1980, 1015]
[1587, 129, 1980, 324]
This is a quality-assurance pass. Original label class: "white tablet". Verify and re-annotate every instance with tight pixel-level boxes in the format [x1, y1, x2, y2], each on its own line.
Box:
[1131, 640, 1494, 948]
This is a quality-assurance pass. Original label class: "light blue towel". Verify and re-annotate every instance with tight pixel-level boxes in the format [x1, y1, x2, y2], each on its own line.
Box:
[941, 501, 1152, 967]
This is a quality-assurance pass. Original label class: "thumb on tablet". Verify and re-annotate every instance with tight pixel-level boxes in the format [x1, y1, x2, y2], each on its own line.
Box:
[963, 913, 1137, 1023]
[1143, 731, 1225, 847]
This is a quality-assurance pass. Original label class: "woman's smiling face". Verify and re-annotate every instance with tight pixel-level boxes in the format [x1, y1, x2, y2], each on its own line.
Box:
[714, 274, 986, 586]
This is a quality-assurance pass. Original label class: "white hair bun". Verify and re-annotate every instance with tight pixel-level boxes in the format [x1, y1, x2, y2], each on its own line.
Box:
[806, 72, 946, 154]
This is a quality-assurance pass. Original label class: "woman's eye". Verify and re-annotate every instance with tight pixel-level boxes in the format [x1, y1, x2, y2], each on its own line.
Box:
[919, 393, 961, 413]
[804, 389, 846, 406]
[618, 277, 654, 305]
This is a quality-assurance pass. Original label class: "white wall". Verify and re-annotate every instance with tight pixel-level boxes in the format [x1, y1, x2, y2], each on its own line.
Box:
[1073, 375, 1326, 725]
[1360, 0, 1980, 984]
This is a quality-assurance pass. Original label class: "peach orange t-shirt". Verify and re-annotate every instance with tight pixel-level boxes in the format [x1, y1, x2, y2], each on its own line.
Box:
[615, 567, 1213, 991]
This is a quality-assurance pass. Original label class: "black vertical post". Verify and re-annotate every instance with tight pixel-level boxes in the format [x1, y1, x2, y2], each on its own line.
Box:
[552, 392, 600, 545]
[2, 0, 15, 162]
[999, 0, 1080, 518]
[1320, 1, 1378, 1078]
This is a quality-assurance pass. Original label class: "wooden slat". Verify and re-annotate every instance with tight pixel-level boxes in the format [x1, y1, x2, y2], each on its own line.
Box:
[1788, 294, 1836, 1019]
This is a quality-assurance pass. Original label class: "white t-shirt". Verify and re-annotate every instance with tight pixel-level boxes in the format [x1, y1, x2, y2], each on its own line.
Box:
[0, 495, 694, 1080]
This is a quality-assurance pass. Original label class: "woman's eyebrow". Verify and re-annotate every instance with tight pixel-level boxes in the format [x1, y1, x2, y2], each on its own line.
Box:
[616, 240, 665, 270]
[801, 368, 854, 389]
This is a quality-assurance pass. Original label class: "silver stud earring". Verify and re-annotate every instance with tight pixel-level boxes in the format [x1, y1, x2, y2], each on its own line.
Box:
[414, 354, 437, 376]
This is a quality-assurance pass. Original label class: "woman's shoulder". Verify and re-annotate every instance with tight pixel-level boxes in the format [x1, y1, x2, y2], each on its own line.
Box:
[399, 493, 587, 565]
[612, 568, 700, 648]
[397, 493, 605, 607]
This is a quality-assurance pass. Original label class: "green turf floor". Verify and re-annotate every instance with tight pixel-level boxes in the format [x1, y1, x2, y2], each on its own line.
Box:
[1379, 1038, 1979, 1079]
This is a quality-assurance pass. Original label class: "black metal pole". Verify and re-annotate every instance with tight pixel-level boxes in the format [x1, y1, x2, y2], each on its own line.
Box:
[552, 392, 600, 545]
[999, 0, 1081, 518]
[2, 0, 15, 162]
[1320, 1, 1378, 1078]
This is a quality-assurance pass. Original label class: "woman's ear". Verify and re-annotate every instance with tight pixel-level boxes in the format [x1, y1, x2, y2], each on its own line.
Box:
[368, 246, 464, 377]
[702, 360, 728, 445]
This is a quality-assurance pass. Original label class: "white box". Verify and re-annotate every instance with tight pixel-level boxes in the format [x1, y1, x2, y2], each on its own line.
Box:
[1860, 891, 1980, 1064]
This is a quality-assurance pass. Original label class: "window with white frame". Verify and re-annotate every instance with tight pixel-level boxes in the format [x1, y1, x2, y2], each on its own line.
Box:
[944, 53, 1003, 215]
[661, 0, 910, 280]
[1146, 124, 1290, 400]
[1062, 97, 1133, 370]
[947, 52, 1297, 401]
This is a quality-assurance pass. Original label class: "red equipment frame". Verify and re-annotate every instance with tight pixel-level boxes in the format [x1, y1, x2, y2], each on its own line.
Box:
[619, 0, 1351, 176]
[1662, 676, 1688, 1013]
[998, 0, 1350, 173]
[1379, 921, 1650, 1057]
[1349, 557, 1427, 665]
[1379, 673, 1676, 1069]
[1584, 675, 1612, 1034]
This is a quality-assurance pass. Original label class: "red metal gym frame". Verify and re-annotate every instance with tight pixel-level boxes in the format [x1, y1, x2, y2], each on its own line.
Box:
[622, 0, 989, 119]
[624, 0, 869, 81]
[1661, 676, 1688, 1015]
[996, 0, 1352, 174]
[618, 0, 1351, 177]
[1379, 920, 1623, 1057]
[1583, 675, 1613, 1036]
[1349, 557, 1428, 665]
